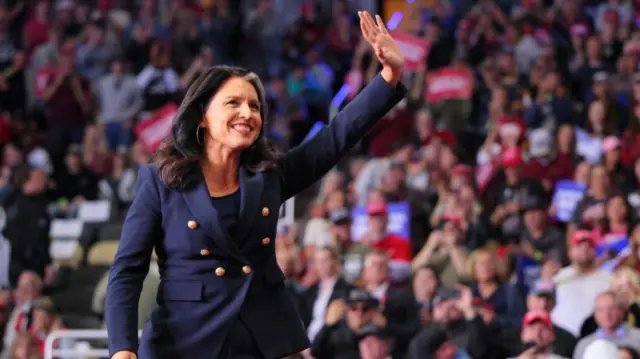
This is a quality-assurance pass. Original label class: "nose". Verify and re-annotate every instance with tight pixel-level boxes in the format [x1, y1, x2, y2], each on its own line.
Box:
[238, 103, 252, 119]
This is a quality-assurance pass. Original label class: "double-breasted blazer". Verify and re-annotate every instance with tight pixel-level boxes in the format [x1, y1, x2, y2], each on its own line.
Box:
[105, 74, 407, 359]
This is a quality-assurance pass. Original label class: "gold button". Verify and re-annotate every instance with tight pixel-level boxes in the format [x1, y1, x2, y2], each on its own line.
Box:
[262, 207, 270, 216]
[188, 220, 199, 230]
[215, 267, 225, 277]
[242, 265, 252, 274]
[200, 249, 210, 256]
[261, 237, 271, 245]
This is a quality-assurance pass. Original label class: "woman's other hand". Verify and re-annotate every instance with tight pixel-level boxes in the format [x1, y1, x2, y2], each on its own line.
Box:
[358, 11, 404, 85]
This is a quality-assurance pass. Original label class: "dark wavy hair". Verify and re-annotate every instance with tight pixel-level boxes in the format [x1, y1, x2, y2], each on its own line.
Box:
[155, 65, 282, 190]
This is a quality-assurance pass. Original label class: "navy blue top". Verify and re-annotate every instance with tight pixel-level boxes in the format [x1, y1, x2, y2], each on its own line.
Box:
[210, 191, 241, 238]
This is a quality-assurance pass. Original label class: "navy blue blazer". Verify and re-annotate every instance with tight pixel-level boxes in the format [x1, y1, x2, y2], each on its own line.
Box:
[105, 74, 407, 359]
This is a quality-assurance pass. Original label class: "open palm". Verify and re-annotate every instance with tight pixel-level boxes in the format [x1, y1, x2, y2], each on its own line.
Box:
[358, 11, 404, 74]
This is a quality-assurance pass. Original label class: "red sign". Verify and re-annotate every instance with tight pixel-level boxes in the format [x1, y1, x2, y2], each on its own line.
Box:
[425, 67, 473, 103]
[35, 67, 58, 98]
[135, 104, 177, 153]
[391, 31, 430, 70]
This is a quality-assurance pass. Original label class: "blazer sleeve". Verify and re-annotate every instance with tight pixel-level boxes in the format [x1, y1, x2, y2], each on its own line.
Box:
[279, 74, 407, 201]
[106, 165, 161, 357]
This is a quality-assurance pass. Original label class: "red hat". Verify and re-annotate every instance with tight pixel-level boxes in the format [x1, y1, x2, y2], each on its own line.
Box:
[451, 164, 473, 177]
[366, 200, 388, 216]
[605, 10, 619, 23]
[522, 310, 552, 329]
[502, 147, 522, 168]
[571, 230, 596, 246]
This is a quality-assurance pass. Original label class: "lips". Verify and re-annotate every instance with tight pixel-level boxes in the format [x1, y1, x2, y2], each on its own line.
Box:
[230, 123, 253, 135]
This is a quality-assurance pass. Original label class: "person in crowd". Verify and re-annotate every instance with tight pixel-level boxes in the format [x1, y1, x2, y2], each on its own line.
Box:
[506, 310, 569, 359]
[407, 286, 489, 359]
[468, 248, 525, 328]
[310, 288, 387, 359]
[552, 230, 613, 337]
[573, 291, 640, 359]
[301, 246, 351, 342]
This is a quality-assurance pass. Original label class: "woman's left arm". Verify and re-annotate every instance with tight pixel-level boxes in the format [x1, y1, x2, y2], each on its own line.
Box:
[280, 12, 406, 201]
[280, 74, 406, 200]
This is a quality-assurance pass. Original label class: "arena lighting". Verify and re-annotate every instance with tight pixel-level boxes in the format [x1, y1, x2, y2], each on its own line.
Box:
[329, 9, 405, 110]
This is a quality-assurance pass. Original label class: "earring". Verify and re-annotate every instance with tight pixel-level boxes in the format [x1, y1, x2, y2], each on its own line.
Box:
[196, 126, 204, 146]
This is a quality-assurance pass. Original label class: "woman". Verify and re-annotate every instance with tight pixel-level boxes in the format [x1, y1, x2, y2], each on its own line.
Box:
[467, 248, 525, 328]
[106, 11, 406, 359]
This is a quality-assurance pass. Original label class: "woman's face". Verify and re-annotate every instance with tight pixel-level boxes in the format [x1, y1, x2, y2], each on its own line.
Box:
[607, 196, 628, 222]
[557, 125, 574, 151]
[588, 101, 605, 131]
[325, 190, 345, 212]
[413, 268, 438, 297]
[202, 77, 262, 151]
[574, 162, 591, 184]
[474, 253, 496, 282]
[590, 166, 610, 194]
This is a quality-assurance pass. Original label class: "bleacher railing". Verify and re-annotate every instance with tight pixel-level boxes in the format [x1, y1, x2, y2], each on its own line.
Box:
[44, 329, 142, 359]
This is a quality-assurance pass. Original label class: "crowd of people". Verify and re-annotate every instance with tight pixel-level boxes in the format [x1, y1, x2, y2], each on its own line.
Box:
[2, 0, 640, 359]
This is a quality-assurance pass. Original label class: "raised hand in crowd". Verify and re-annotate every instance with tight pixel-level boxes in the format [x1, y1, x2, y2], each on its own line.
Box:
[455, 285, 477, 320]
[325, 299, 346, 326]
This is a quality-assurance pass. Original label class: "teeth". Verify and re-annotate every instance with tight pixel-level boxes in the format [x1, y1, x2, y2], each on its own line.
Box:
[232, 124, 251, 133]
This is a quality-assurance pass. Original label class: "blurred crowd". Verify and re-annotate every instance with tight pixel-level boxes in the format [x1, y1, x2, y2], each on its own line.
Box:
[3, 0, 640, 359]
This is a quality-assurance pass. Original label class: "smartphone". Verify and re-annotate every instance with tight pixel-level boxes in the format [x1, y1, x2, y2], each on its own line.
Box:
[522, 341, 542, 353]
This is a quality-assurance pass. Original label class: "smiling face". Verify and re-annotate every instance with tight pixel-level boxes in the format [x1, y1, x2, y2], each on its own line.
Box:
[201, 76, 263, 151]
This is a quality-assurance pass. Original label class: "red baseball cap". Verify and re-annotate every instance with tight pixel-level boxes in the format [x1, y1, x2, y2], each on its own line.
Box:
[451, 164, 473, 177]
[571, 230, 596, 246]
[502, 147, 522, 168]
[366, 200, 388, 216]
[522, 310, 552, 329]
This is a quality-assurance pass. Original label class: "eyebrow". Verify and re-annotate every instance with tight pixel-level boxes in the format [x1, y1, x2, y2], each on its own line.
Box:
[225, 95, 261, 107]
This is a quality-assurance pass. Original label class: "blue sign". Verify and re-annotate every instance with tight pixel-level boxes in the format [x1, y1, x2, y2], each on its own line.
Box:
[351, 202, 411, 241]
[515, 255, 542, 295]
[598, 236, 630, 272]
[552, 180, 586, 222]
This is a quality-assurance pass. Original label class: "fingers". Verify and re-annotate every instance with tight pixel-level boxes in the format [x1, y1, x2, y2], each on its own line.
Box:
[375, 14, 390, 34]
[363, 12, 379, 35]
[358, 11, 374, 42]
[359, 11, 379, 39]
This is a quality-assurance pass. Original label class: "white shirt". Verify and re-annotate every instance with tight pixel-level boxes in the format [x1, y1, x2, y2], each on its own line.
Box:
[551, 266, 612, 336]
[307, 277, 338, 341]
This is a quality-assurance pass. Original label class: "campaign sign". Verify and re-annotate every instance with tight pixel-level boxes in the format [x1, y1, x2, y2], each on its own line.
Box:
[552, 180, 586, 222]
[425, 67, 473, 103]
[351, 202, 411, 241]
[391, 31, 431, 70]
[135, 103, 177, 153]
[515, 255, 542, 295]
[575, 129, 603, 164]
[597, 236, 629, 272]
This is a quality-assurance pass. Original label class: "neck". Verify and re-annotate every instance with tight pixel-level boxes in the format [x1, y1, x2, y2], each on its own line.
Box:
[202, 142, 241, 195]
[601, 325, 621, 336]
[366, 281, 387, 292]
[478, 280, 497, 292]
[574, 262, 597, 274]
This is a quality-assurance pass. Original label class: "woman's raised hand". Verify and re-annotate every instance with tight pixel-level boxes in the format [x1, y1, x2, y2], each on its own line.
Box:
[358, 11, 404, 83]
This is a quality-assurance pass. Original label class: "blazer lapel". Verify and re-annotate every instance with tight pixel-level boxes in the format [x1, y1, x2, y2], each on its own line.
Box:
[182, 174, 246, 263]
[234, 166, 263, 244]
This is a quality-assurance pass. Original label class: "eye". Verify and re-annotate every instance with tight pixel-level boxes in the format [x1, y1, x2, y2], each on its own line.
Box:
[250, 103, 260, 111]
[227, 100, 239, 106]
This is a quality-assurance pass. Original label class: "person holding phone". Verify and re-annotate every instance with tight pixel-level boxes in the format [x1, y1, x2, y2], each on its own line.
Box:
[507, 311, 568, 359]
